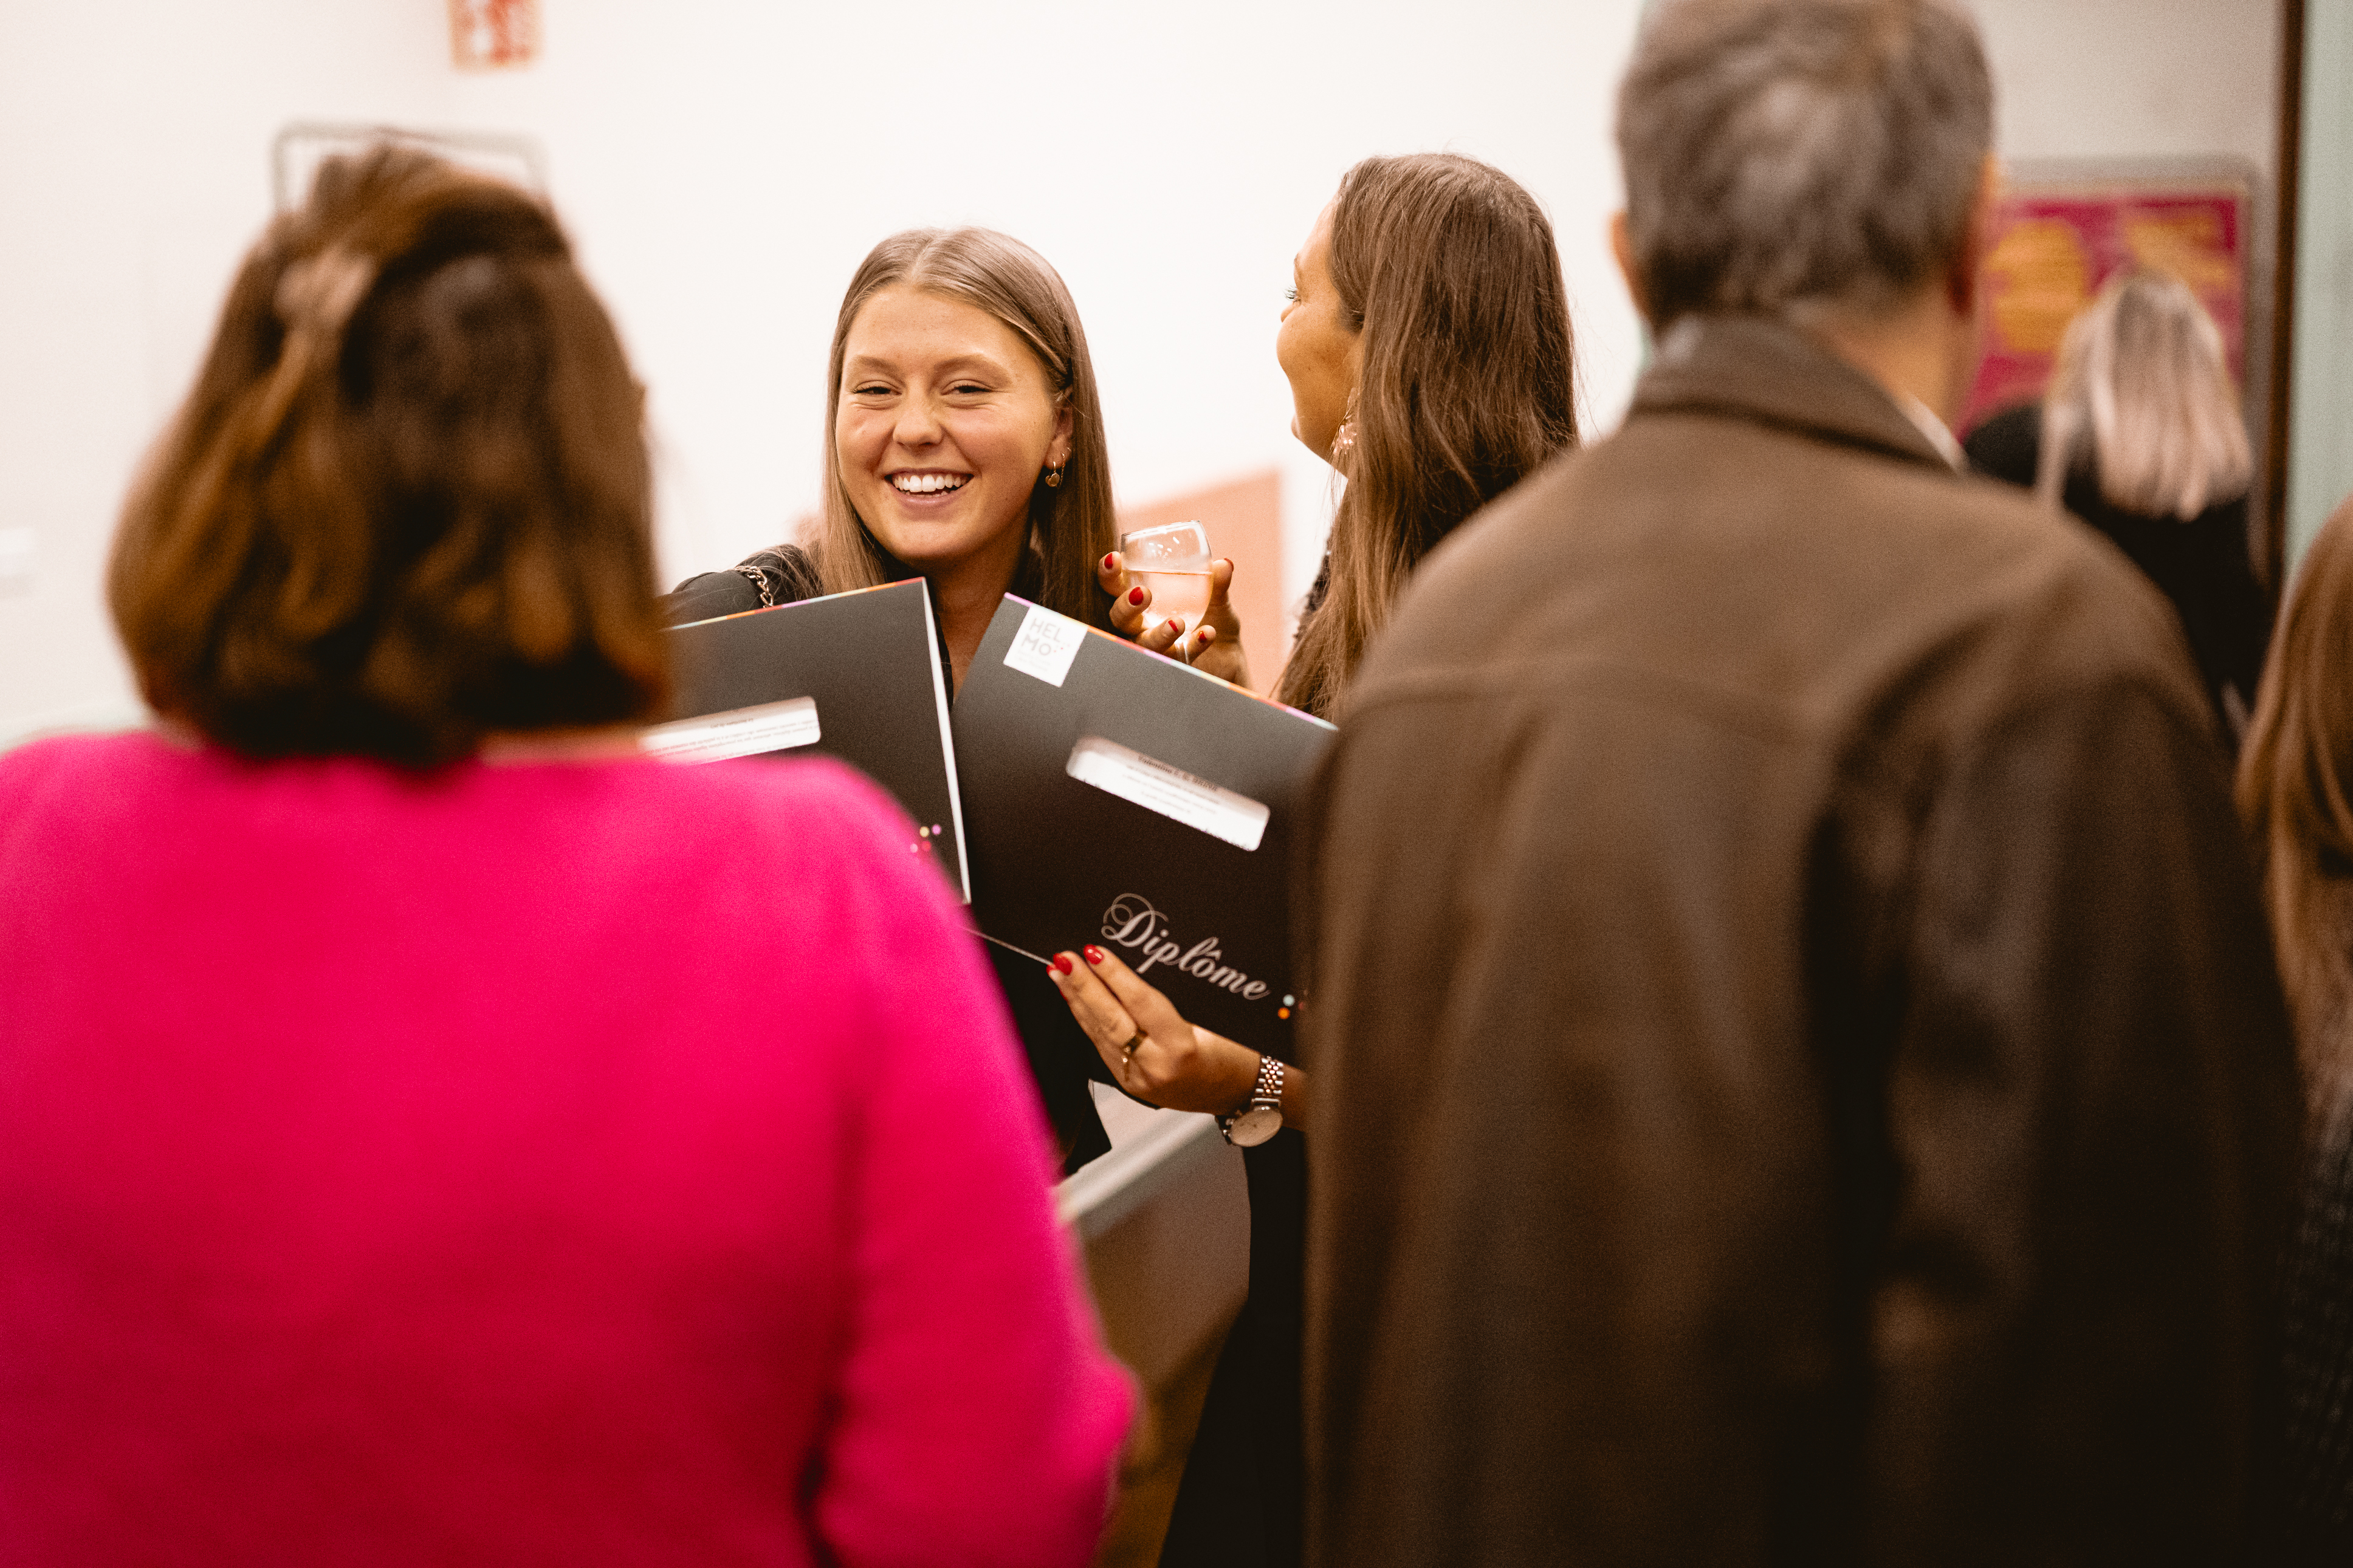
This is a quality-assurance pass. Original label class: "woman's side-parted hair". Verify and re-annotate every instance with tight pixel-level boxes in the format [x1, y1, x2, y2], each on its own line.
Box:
[110, 145, 664, 768]
[2241, 496, 2353, 1120]
[2038, 270, 2253, 521]
[811, 228, 1115, 623]
[1274, 153, 1579, 719]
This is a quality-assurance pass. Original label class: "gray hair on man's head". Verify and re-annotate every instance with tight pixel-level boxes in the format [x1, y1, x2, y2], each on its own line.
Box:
[2037, 271, 2252, 521]
[1616, 0, 1994, 326]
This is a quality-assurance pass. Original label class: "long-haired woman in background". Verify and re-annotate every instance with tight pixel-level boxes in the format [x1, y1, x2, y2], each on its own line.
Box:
[1967, 269, 2269, 745]
[2240, 497, 2353, 1559]
[1058, 151, 1581, 1568]
[0, 148, 1128, 1566]
[2242, 502, 2353, 1117]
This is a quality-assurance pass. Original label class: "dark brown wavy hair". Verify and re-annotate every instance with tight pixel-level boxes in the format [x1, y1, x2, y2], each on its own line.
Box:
[2241, 496, 2353, 1119]
[109, 145, 665, 767]
[1274, 154, 1579, 718]
[811, 227, 1115, 623]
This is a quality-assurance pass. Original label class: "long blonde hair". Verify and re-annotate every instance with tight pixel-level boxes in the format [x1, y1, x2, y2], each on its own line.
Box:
[2038, 270, 2252, 521]
[810, 228, 1114, 623]
[2239, 496, 2353, 1117]
[1273, 154, 1579, 719]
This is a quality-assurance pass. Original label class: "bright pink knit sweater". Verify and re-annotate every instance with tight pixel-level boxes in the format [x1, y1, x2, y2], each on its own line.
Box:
[0, 731, 1129, 1566]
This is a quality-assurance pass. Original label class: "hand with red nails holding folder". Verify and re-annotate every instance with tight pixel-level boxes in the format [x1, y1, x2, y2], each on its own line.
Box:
[1045, 942, 1308, 1132]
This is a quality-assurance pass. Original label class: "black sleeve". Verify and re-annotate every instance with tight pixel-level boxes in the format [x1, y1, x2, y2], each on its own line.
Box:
[1960, 402, 2042, 490]
[2273, 1111, 2353, 1563]
[2196, 498, 2276, 715]
[660, 570, 766, 626]
[659, 546, 824, 627]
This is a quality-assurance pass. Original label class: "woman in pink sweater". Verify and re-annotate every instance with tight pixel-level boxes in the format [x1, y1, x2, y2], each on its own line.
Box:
[0, 146, 1128, 1566]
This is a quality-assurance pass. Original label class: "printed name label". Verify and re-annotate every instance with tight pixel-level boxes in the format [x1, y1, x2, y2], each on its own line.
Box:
[639, 697, 821, 763]
[1066, 735, 1269, 852]
[1003, 604, 1087, 687]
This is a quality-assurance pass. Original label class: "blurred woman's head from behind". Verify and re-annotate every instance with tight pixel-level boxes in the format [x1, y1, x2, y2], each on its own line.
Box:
[1274, 152, 1579, 719]
[2240, 496, 2353, 1118]
[813, 228, 1114, 623]
[2038, 270, 2252, 521]
[110, 145, 664, 769]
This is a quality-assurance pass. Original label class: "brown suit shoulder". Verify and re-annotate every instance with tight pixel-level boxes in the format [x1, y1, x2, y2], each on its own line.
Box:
[1350, 388, 2211, 770]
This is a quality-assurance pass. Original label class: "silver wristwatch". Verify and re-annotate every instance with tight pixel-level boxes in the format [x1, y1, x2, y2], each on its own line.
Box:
[1219, 1053, 1284, 1147]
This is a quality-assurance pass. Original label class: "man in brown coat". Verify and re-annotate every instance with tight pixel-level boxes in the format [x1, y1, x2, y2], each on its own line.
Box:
[1302, 1, 2301, 1562]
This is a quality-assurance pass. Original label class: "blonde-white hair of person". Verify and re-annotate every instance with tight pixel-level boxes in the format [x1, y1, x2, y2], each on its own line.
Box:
[2036, 270, 2252, 521]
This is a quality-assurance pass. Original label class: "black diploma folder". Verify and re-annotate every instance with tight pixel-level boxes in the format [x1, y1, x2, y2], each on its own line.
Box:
[649, 579, 969, 900]
[952, 594, 1337, 1056]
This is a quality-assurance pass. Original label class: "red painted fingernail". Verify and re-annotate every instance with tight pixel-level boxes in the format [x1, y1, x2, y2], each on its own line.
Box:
[1166, 618, 1183, 634]
[1050, 953, 1073, 975]
[1084, 945, 1106, 965]
[1102, 553, 1117, 570]
[1127, 586, 1146, 605]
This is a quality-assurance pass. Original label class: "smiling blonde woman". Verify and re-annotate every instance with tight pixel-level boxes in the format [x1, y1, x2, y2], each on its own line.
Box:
[665, 228, 1120, 683]
[665, 228, 1148, 1173]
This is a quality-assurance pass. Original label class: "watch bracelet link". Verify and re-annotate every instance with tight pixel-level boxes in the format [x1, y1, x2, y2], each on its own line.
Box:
[1218, 1053, 1284, 1142]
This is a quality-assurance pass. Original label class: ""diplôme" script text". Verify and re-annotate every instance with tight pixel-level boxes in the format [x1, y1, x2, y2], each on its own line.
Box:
[1100, 893, 1271, 1001]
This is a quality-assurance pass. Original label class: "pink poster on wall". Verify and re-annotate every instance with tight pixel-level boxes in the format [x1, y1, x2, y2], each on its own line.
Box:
[1963, 179, 2250, 435]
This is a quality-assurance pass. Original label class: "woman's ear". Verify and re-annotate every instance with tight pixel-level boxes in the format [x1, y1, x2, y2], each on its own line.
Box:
[1610, 211, 1652, 326]
[1049, 405, 1074, 470]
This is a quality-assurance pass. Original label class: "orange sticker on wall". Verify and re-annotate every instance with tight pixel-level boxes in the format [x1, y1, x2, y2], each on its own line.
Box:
[449, 0, 540, 69]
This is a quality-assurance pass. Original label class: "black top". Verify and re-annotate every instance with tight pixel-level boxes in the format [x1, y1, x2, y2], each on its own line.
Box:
[2272, 1105, 2353, 1561]
[662, 547, 828, 624]
[1963, 403, 2273, 745]
[662, 544, 1124, 1175]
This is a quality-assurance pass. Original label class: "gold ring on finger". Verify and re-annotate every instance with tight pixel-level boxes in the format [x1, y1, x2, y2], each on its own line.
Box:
[1118, 1029, 1146, 1064]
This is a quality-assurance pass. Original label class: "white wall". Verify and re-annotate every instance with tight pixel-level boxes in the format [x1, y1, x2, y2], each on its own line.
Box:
[2289, 4, 2353, 567]
[0, 0, 2292, 744]
[1975, 0, 2279, 176]
[0, 0, 1648, 743]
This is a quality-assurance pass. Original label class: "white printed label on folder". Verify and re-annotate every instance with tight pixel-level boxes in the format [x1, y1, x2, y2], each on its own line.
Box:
[1066, 736, 1270, 852]
[640, 697, 821, 763]
[1003, 603, 1087, 687]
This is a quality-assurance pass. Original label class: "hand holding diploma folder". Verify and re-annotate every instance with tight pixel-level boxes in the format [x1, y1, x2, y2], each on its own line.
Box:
[646, 584, 1332, 1099]
[955, 595, 1335, 1061]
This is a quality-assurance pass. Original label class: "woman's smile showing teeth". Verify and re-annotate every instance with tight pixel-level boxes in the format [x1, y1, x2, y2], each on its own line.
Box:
[835, 285, 1073, 586]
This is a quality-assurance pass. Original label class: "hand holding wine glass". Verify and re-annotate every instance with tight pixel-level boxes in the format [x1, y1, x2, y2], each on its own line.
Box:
[1099, 519, 1253, 688]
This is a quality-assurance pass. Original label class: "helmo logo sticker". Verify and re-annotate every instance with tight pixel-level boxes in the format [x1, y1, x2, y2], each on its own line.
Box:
[1099, 893, 1271, 1002]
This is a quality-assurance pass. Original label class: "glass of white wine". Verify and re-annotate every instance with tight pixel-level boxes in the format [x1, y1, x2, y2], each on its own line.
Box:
[1118, 519, 1215, 653]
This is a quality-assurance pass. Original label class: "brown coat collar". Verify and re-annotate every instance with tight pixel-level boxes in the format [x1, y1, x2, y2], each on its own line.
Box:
[1629, 313, 1952, 471]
